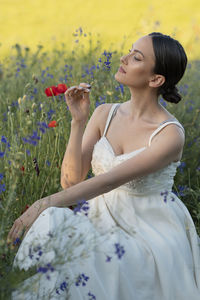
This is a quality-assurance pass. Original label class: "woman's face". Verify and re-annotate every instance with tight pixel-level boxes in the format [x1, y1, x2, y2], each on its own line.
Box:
[115, 35, 156, 89]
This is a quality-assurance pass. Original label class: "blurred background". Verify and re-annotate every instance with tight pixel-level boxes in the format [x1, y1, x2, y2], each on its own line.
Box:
[0, 0, 200, 59]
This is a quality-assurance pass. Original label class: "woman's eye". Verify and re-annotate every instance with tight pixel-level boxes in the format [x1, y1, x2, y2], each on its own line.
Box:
[128, 50, 141, 61]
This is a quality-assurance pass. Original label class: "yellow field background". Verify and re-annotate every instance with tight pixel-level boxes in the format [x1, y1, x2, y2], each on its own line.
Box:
[0, 0, 200, 59]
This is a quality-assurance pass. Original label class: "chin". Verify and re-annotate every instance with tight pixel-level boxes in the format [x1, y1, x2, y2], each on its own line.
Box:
[114, 72, 125, 84]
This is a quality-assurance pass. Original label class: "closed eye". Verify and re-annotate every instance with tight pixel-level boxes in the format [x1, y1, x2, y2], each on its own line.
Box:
[128, 49, 141, 61]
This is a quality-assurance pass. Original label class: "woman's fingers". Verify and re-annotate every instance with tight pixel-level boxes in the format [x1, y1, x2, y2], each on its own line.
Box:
[65, 85, 90, 100]
[7, 219, 26, 244]
[79, 82, 91, 89]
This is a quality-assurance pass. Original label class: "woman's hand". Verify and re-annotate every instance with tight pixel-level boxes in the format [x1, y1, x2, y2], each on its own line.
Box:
[7, 201, 43, 246]
[65, 82, 91, 123]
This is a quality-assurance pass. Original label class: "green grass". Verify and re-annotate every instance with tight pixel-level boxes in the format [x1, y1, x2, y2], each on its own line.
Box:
[0, 30, 200, 298]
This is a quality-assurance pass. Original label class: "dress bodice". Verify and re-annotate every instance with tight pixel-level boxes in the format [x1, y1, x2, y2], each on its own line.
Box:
[91, 103, 184, 195]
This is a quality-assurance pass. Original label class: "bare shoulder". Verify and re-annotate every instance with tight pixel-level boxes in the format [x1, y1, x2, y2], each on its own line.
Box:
[153, 121, 185, 149]
[95, 103, 114, 135]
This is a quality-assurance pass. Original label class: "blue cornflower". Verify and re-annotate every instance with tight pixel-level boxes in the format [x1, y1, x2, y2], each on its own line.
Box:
[88, 291, 96, 300]
[11, 101, 19, 107]
[37, 266, 48, 273]
[13, 237, 21, 245]
[73, 200, 89, 216]
[39, 127, 46, 134]
[1, 136, 7, 143]
[37, 263, 54, 274]
[3, 112, 7, 122]
[47, 109, 56, 120]
[161, 190, 175, 202]
[0, 151, 5, 158]
[105, 255, 112, 262]
[0, 183, 5, 194]
[47, 73, 54, 79]
[47, 231, 54, 238]
[178, 162, 186, 173]
[33, 88, 38, 94]
[160, 98, 167, 108]
[37, 122, 49, 129]
[26, 149, 31, 156]
[0, 173, 3, 181]
[41, 70, 46, 77]
[119, 84, 124, 94]
[177, 185, 187, 197]
[22, 130, 41, 146]
[29, 131, 41, 141]
[60, 281, 68, 291]
[46, 160, 51, 167]
[161, 190, 168, 202]
[114, 243, 125, 259]
[75, 273, 89, 286]
[56, 289, 60, 295]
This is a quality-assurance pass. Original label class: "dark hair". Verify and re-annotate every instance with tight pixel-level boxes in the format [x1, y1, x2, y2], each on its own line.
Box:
[149, 32, 187, 104]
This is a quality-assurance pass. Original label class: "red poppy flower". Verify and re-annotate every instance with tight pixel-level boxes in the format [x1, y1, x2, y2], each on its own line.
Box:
[56, 84, 68, 94]
[45, 84, 68, 97]
[20, 166, 25, 172]
[48, 120, 58, 128]
[45, 86, 59, 97]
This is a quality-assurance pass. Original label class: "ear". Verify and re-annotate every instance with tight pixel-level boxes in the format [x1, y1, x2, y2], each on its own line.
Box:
[149, 74, 165, 88]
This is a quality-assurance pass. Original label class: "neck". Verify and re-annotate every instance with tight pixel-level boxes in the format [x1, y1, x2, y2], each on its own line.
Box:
[126, 87, 162, 122]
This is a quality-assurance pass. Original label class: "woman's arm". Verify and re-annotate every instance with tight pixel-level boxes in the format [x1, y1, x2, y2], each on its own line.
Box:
[61, 104, 108, 189]
[60, 119, 87, 188]
[41, 123, 185, 210]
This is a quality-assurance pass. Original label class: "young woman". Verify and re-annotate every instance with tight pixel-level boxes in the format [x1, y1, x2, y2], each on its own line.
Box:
[8, 32, 200, 299]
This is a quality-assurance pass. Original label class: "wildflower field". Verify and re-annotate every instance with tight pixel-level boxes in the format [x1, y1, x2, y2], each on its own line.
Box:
[0, 27, 200, 298]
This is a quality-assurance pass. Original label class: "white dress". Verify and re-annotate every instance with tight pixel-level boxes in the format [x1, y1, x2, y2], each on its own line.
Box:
[12, 103, 200, 300]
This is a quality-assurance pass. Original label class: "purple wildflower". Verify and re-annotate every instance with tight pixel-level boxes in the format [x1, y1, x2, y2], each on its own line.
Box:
[60, 281, 68, 291]
[88, 291, 96, 300]
[13, 237, 21, 245]
[73, 200, 89, 216]
[0, 183, 5, 194]
[75, 273, 89, 286]
[0, 152, 5, 158]
[105, 255, 112, 262]
[114, 243, 125, 259]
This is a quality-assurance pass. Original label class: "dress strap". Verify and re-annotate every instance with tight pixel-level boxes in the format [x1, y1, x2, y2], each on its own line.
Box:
[148, 120, 185, 147]
[103, 103, 120, 137]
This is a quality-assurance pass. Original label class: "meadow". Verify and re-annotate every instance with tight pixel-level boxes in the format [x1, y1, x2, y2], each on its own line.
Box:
[0, 29, 200, 298]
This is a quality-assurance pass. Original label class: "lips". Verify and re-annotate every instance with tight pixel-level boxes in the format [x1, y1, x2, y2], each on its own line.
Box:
[118, 66, 126, 73]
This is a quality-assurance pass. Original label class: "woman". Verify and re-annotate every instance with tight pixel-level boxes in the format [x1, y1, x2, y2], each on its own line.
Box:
[8, 32, 200, 299]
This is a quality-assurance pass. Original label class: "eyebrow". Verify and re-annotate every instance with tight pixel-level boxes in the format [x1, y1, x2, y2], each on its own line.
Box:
[132, 44, 145, 58]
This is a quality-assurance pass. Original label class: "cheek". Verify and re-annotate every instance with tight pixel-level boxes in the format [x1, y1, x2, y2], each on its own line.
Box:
[128, 65, 149, 85]
[131, 63, 147, 76]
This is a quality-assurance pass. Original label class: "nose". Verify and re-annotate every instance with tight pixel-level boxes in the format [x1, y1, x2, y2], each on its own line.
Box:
[120, 53, 130, 65]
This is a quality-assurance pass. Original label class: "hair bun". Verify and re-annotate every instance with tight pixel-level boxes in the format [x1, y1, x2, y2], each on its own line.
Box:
[160, 85, 182, 104]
